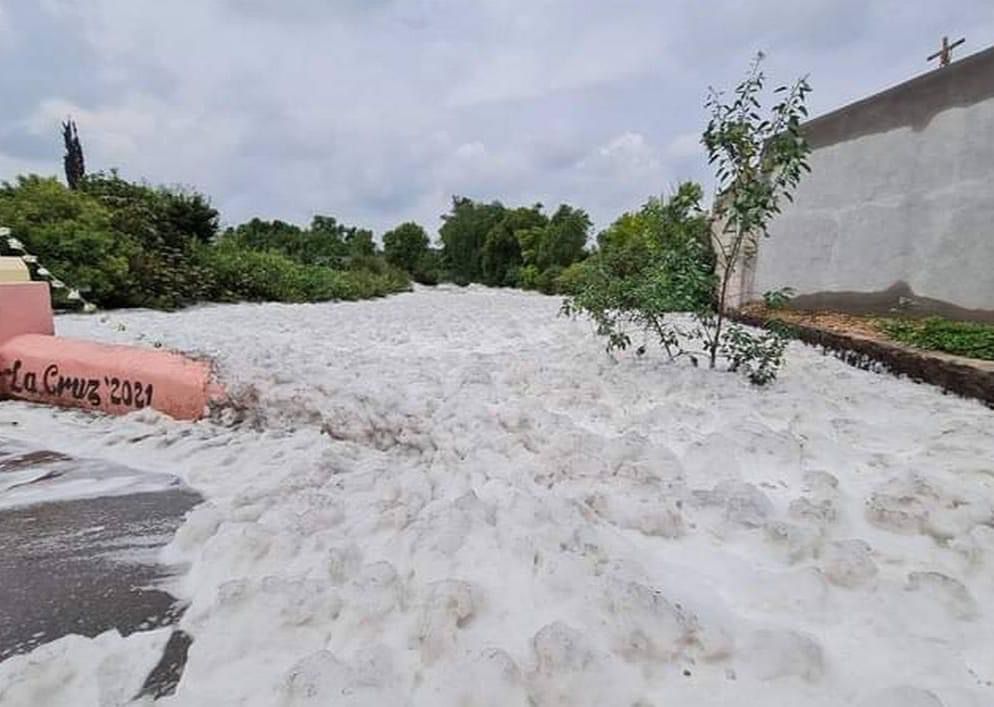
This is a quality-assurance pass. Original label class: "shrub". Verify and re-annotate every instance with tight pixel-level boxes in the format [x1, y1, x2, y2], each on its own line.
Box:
[382, 222, 429, 273]
[719, 324, 788, 385]
[516, 264, 542, 291]
[517, 264, 564, 294]
[412, 249, 444, 285]
[0, 172, 228, 310]
[78, 171, 222, 309]
[763, 286, 796, 310]
[517, 205, 590, 273]
[220, 215, 376, 269]
[0, 171, 411, 311]
[702, 54, 811, 374]
[199, 245, 322, 302]
[347, 254, 387, 275]
[562, 224, 715, 358]
[536, 265, 564, 294]
[81, 171, 219, 246]
[563, 53, 812, 387]
[439, 197, 506, 284]
[200, 243, 409, 304]
[439, 197, 590, 291]
[0, 175, 137, 307]
[554, 260, 592, 296]
[881, 317, 994, 361]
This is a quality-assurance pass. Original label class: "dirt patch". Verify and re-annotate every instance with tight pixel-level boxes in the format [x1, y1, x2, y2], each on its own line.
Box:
[740, 304, 890, 341]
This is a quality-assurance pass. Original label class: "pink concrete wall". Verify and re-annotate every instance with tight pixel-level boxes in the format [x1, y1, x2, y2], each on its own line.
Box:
[0, 334, 222, 420]
[0, 282, 54, 343]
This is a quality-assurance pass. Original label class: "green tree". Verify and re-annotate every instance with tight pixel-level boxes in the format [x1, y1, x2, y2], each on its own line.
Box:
[0, 175, 134, 305]
[701, 53, 812, 370]
[0, 171, 410, 310]
[346, 227, 376, 259]
[81, 171, 219, 247]
[161, 190, 219, 244]
[565, 55, 812, 386]
[413, 248, 444, 285]
[62, 119, 85, 190]
[382, 221, 430, 273]
[223, 218, 304, 254]
[439, 196, 505, 284]
[309, 215, 376, 262]
[481, 204, 546, 286]
[597, 183, 708, 261]
[544, 204, 590, 268]
[222, 215, 356, 267]
[80, 172, 221, 307]
[562, 184, 716, 355]
[518, 203, 590, 274]
[1, 173, 224, 309]
[307, 215, 352, 266]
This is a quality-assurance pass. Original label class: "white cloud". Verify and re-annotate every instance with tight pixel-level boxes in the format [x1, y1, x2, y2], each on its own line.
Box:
[453, 141, 486, 160]
[1, 0, 993, 235]
[666, 132, 703, 161]
[0, 152, 49, 184]
[445, 5, 666, 107]
[586, 132, 659, 171]
[24, 95, 252, 201]
[0, 4, 12, 47]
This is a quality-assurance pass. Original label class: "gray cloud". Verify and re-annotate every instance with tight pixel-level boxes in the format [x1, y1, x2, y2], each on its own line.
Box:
[1, 0, 991, 234]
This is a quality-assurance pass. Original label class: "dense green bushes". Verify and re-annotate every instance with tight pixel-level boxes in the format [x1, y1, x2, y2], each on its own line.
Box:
[553, 260, 593, 295]
[0, 174, 216, 309]
[562, 183, 716, 353]
[382, 222, 444, 284]
[437, 197, 505, 285]
[0, 170, 701, 310]
[0, 176, 130, 304]
[82, 171, 221, 308]
[0, 174, 410, 310]
[435, 197, 589, 293]
[210, 216, 409, 303]
[219, 215, 377, 269]
[199, 243, 408, 303]
[0, 152, 717, 313]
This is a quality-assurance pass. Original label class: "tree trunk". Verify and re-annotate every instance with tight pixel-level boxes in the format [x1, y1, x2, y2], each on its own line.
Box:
[710, 225, 745, 369]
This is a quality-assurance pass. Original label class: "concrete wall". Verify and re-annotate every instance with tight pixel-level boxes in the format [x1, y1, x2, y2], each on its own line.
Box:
[748, 46, 994, 321]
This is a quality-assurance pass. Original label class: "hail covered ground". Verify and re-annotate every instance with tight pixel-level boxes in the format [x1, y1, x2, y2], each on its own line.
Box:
[1, 286, 992, 706]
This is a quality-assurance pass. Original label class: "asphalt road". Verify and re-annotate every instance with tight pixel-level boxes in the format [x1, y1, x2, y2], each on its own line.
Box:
[0, 439, 200, 692]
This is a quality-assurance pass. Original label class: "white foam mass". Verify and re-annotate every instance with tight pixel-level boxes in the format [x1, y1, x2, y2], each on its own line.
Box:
[1, 286, 992, 705]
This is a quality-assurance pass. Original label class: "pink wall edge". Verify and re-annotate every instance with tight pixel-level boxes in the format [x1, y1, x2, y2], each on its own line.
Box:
[0, 282, 55, 343]
[0, 334, 224, 421]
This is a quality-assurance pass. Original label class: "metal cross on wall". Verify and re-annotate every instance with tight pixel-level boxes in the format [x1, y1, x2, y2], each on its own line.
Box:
[927, 36, 965, 67]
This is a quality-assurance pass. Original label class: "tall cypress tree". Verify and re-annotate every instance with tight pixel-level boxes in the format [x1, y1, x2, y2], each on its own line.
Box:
[62, 119, 85, 190]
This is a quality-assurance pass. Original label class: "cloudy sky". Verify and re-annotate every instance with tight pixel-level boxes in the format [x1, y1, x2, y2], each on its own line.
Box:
[1, 1, 991, 236]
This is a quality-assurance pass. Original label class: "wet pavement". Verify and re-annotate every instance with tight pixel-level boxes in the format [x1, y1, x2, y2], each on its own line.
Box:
[0, 440, 201, 665]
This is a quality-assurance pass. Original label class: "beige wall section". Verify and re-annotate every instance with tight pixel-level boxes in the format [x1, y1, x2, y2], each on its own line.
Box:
[710, 212, 758, 310]
[0, 257, 30, 283]
[744, 47, 994, 321]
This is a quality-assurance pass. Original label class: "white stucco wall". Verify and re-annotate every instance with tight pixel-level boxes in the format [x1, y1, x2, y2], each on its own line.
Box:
[753, 92, 994, 314]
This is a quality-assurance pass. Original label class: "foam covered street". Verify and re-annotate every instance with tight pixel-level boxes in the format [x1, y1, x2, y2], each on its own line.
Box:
[1, 287, 992, 706]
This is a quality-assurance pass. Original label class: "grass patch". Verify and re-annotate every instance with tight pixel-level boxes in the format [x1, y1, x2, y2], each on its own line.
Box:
[880, 317, 994, 361]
